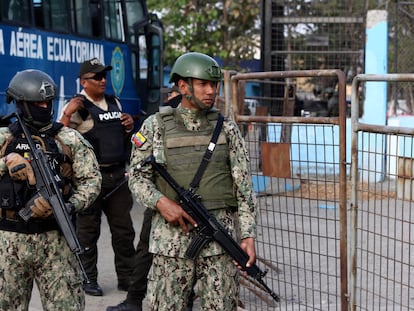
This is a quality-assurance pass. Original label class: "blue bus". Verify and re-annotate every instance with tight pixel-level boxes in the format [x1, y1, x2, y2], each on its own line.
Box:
[0, 0, 163, 124]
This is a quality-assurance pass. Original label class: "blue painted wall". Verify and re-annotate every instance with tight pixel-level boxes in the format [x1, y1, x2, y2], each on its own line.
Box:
[359, 10, 388, 182]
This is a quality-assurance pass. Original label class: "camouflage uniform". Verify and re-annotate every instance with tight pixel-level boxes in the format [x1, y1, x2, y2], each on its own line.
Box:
[0, 125, 101, 311]
[129, 106, 257, 311]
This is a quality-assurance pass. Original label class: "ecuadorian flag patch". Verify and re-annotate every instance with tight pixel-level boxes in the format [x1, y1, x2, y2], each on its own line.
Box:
[132, 132, 147, 147]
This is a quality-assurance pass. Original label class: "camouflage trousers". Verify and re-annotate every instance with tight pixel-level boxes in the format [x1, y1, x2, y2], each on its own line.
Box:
[146, 253, 238, 311]
[0, 230, 85, 311]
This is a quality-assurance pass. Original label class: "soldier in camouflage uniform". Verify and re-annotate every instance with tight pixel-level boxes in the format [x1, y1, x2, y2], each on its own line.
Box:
[0, 69, 101, 311]
[128, 52, 257, 311]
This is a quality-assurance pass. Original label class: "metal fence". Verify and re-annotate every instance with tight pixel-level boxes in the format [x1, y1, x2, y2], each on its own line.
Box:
[389, 2, 414, 115]
[227, 71, 414, 310]
[228, 70, 348, 310]
[349, 74, 414, 310]
[261, 0, 366, 118]
[259, 1, 414, 119]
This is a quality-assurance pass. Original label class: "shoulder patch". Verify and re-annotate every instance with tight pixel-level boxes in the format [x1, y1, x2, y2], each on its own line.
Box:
[132, 132, 147, 148]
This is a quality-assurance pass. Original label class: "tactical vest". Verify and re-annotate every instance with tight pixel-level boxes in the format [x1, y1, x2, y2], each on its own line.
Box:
[155, 107, 237, 211]
[81, 95, 126, 164]
[0, 122, 68, 233]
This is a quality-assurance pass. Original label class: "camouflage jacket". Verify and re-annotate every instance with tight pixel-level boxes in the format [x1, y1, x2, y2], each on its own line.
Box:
[0, 124, 102, 213]
[129, 106, 257, 258]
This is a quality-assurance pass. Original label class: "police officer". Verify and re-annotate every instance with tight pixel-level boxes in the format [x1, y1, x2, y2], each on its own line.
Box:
[60, 58, 136, 296]
[0, 69, 101, 310]
[128, 52, 258, 311]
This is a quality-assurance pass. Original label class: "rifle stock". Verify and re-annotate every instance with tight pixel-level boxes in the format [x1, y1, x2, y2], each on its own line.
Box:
[138, 155, 279, 302]
[6, 113, 89, 282]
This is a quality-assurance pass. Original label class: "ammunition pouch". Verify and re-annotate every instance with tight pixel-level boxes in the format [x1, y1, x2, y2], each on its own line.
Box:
[0, 175, 26, 211]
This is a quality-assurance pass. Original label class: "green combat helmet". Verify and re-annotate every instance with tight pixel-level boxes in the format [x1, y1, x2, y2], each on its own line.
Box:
[169, 52, 222, 83]
[169, 52, 221, 110]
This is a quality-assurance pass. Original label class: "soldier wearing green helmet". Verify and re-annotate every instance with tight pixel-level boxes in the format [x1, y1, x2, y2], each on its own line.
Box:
[169, 52, 222, 83]
[125, 52, 258, 311]
[169, 52, 222, 111]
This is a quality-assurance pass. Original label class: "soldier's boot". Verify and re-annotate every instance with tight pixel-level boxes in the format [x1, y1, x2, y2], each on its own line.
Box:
[106, 300, 142, 311]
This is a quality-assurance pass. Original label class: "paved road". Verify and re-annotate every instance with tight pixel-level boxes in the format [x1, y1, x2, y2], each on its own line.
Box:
[29, 202, 147, 311]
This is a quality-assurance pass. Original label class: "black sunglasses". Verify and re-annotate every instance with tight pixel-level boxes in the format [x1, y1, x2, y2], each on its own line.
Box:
[84, 72, 107, 81]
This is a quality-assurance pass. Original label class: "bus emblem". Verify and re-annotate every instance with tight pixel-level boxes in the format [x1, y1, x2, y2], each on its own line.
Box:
[110, 47, 125, 96]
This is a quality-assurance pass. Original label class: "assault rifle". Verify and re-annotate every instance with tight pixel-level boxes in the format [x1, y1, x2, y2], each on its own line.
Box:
[138, 155, 280, 302]
[3, 113, 89, 282]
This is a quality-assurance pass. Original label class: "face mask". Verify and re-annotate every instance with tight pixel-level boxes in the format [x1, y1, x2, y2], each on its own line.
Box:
[27, 102, 53, 126]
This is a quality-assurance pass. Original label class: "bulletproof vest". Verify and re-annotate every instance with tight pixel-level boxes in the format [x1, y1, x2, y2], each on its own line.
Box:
[81, 95, 126, 165]
[155, 107, 237, 211]
[0, 122, 67, 213]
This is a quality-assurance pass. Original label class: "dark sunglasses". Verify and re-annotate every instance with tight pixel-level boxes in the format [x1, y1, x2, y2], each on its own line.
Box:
[84, 72, 107, 81]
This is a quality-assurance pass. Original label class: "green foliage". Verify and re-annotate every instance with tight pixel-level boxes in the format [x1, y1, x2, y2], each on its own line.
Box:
[146, 0, 261, 70]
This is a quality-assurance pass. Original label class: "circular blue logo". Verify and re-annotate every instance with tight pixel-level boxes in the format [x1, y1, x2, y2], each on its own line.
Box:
[111, 47, 125, 96]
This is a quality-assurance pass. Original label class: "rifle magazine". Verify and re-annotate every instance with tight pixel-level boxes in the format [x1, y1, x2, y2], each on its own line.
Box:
[184, 234, 212, 260]
[18, 206, 32, 222]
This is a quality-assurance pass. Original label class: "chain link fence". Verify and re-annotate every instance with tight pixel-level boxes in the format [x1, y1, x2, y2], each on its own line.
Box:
[261, 0, 414, 119]
[389, 1, 414, 115]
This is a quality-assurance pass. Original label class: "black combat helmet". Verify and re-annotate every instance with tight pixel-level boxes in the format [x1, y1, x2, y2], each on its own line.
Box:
[6, 69, 57, 128]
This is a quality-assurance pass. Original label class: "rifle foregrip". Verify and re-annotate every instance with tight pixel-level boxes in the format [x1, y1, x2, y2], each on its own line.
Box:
[185, 234, 212, 260]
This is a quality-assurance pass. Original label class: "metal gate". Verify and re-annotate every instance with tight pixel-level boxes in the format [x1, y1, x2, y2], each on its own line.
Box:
[228, 70, 348, 310]
[228, 71, 414, 310]
[350, 74, 414, 310]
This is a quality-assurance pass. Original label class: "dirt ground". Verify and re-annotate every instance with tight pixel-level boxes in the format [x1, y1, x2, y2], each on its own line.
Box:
[286, 179, 396, 200]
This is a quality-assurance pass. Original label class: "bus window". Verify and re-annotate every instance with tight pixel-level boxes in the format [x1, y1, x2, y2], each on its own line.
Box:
[33, 0, 45, 28]
[103, 0, 125, 41]
[144, 20, 163, 115]
[148, 31, 161, 89]
[124, 0, 146, 44]
[33, 0, 69, 32]
[131, 51, 137, 82]
[2, 0, 30, 23]
[137, 35, 147, 80]
[73, 0, 102, 37]
[48, 0, 69, 32]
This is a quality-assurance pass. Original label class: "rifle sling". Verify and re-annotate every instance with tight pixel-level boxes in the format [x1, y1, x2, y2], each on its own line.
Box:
[189, 114, 224, 191]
